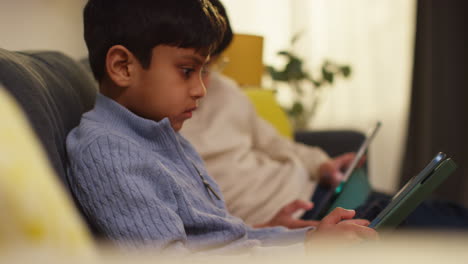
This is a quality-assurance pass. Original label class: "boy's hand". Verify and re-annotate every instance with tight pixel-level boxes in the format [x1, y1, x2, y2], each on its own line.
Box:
[254, 200, 320, 229]
[318, 152, 366, 187]
[305, 207, 378, 249]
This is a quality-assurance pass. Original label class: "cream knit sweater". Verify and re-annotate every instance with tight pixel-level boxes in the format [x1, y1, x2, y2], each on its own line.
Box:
[181, 73, 330, 225]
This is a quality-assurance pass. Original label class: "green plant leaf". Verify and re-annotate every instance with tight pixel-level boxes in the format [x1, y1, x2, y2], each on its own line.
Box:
[265, 65, 288, 81]
[285, 58, 305, 80]
[291, 31, 303, 45]
[278, 51, 295, 59]
[312, 79, 322, 87]
[341, 66, 352, 77]
[289, 101, 304, 117]
[322, 66, 334, 84]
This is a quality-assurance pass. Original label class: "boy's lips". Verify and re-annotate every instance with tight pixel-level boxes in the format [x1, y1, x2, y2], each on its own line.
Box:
[182, 106, 197, 119]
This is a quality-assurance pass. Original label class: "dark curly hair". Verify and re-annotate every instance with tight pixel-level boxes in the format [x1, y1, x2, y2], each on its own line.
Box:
[83, 0, 228, 81]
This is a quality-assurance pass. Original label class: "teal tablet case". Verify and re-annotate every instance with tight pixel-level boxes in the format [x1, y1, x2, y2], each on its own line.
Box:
[325, 168, 372, 215]
[372, 158, 457, 230]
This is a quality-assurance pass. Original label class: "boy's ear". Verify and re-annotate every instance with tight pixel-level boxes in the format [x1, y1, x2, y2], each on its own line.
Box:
[105, 45, 138, 87]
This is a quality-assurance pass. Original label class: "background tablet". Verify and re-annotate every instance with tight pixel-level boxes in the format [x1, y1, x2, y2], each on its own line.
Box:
[342, 121, 381, 182]
[307, 122, 381, 220]
[324, 168, 372, 216]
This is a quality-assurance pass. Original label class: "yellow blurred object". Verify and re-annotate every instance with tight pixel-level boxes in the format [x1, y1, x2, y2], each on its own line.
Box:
[221, 34, 264, 87]
[220, 33, 293, 138]
[243, 88, 293, 139]
[0, 87, 95, 256]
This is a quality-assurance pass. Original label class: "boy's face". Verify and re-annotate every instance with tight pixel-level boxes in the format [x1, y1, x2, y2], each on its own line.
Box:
[125, 45, 208, 131]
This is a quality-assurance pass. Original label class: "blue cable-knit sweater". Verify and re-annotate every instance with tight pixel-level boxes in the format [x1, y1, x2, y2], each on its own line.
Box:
[66, 94, 308, 254]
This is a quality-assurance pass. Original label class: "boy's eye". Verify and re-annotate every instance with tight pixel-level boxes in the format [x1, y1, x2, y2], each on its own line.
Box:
[181, 67, 195, 78]
[181, 66, 210, 79]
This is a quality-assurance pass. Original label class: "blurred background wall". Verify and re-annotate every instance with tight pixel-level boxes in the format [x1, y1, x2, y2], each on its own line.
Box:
[0, 0, 87, 59]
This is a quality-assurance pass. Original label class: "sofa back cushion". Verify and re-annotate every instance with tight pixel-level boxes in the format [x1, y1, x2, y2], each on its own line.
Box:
[0, 49, 97, 185]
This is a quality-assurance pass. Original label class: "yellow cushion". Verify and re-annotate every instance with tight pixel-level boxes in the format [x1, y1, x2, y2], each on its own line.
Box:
[221, 34, 264, 87]
[243, 88, 293, 139]
[0, 88, 95, 256]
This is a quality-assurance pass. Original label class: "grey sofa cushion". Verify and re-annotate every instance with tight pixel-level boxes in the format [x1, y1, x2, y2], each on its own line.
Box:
[0, 48, 97, 188]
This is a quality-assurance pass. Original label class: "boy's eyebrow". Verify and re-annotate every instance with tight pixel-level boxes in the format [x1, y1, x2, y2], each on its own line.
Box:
[179, 55, 208, 65]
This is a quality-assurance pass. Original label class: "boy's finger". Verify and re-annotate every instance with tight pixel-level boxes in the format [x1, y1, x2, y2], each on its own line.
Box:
[340, 218, 370, 227]
[288, 219, 320, 229]
[321, 207, 356, 225]
[355, 225, 379, 240]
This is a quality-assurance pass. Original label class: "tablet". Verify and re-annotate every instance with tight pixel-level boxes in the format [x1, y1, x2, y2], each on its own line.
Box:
[341, 121, 381, 182]
[369, 152, 457, 230]
[324, 167, 372, 216]
[307, 121, 381, 220]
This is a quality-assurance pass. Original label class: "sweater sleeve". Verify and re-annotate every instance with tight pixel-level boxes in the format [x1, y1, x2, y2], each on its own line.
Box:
[246, 226, 310, 247]
[67, 135, 189, 252]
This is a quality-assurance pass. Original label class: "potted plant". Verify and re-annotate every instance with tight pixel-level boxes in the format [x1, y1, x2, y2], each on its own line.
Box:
[265, 34, 352, 130]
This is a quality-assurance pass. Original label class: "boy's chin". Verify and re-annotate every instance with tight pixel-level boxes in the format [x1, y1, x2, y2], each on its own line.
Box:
[171, 122, 183, 132]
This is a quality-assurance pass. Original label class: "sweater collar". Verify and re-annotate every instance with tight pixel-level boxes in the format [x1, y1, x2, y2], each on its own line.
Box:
[85, 93, 179, 149]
